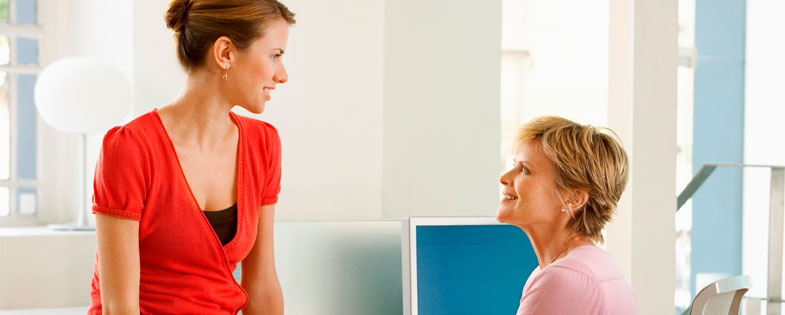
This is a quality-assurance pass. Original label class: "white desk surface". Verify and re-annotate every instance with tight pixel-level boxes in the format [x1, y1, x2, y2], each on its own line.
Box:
[0, 306, 87, 314]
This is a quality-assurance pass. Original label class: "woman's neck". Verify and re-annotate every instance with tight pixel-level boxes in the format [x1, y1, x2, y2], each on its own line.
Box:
[159, 74, 237, 152]
[521, 223, 593, 269]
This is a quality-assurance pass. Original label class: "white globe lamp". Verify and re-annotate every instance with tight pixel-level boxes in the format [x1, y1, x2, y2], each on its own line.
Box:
[34, 57, 132, 230]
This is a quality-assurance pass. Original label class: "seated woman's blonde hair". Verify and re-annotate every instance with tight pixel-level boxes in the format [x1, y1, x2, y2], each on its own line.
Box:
[515, 116, 629, 244]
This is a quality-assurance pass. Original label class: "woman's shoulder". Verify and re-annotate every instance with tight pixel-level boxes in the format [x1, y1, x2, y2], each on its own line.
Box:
[550, 246, 625, 282]
[549, 246, 637, 313]
[231, 112, 280, 142]
[104, 110, 159, 138]
[99, 110, 164, 156]
[521, 247, 636, 314]
[527, 251, 615, 298]
[535, 262, 597, 290]
[522, 263, 603, 309]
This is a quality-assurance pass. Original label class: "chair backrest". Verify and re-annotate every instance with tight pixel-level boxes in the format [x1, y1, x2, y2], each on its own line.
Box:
[689, 275, 752, 315]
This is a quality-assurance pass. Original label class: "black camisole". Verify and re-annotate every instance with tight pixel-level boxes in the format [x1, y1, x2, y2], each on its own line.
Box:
[202, 204, 238, 245]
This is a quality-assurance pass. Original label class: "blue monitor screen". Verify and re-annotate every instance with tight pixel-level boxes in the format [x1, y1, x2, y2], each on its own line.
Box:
[415, 225, 538, 315]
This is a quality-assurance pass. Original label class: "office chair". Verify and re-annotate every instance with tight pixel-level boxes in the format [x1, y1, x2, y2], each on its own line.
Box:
[687, 275, 751, 315]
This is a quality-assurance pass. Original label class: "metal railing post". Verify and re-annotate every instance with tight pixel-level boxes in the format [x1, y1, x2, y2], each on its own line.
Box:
[768, 168, 784, 315]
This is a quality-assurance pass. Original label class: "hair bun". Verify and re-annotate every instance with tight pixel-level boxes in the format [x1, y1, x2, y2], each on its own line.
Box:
[165, 0, 193, 31]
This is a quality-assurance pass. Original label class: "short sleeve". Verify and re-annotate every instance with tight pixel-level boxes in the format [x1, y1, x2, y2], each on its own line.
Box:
[517, 267, 603, 315]
[92, 126, 151, 221]
[260, 123, 282, 205]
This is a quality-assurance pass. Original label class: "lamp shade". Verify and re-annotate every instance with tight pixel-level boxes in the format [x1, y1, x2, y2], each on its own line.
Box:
[34, 57, 132, 134]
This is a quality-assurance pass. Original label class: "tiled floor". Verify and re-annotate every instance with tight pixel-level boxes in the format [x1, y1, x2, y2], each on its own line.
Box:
[0, 306, 87, 314]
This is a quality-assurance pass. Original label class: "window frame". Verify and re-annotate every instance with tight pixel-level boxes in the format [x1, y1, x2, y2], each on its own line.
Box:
[674, 0, 696, 311]
[0, 0, 42, 226]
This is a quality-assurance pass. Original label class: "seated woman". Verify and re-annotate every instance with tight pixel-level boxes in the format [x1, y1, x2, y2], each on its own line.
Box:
[497, 116, 637, 314]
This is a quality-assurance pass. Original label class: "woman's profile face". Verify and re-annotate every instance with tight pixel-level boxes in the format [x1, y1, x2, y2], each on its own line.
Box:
[497, 140, 563, 228]
[230, 18, 290, 114]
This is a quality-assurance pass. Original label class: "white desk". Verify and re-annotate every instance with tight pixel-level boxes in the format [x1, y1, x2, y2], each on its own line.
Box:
[0, 306, 87, 314]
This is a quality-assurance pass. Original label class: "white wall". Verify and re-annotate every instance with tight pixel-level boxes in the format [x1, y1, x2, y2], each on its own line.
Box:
[131, 0, 386, 221]
[382, 0, 501, 218]
[129, 0, 500, 220]
[250, 0, 385, 220]
[132, 0, 184, 116]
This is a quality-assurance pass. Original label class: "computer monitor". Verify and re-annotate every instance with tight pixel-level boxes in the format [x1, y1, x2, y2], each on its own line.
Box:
[401, 217, 538, 315]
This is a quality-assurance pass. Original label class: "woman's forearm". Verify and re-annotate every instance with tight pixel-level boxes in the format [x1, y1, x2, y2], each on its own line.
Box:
[102, 304, 140, 315]
[243, 280, 284, 315]
[96, 214, 141, 315]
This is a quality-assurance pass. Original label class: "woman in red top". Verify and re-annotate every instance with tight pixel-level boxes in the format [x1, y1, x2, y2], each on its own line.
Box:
[88, 1, 295, 314]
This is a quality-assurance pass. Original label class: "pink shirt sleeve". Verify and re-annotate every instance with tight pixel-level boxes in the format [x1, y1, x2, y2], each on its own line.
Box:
[516, 266, 604, 315]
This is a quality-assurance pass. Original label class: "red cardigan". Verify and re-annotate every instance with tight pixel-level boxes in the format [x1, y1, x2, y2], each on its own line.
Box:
[88, 109, 281, 314]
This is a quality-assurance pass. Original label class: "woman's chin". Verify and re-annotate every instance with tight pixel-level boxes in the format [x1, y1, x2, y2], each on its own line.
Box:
[240, 103, 266, 115]
[251, 102, 266, 114]
[496, 206, 525, 226]
[495, 208, 510, 223]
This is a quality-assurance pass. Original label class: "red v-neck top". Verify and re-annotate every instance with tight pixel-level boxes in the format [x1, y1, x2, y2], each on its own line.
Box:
[87, 109, 282, 315]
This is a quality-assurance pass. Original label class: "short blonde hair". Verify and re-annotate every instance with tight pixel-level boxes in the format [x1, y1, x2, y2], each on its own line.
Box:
[515, 116, 629, 243]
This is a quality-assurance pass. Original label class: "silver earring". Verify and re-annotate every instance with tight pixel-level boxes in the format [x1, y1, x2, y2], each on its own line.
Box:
[561, 207, 570, 213]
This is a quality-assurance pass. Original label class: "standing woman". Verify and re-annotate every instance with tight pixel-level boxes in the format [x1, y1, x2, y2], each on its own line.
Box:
[497, 116, 637, 314]
[87, 1, 295, 314]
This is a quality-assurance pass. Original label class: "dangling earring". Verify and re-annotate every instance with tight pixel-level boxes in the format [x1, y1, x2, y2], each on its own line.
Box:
[222, 64, 229, 81]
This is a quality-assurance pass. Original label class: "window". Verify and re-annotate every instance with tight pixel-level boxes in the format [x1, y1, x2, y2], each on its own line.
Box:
[0, 0, 40, 225]
[500, 0, 608, 170]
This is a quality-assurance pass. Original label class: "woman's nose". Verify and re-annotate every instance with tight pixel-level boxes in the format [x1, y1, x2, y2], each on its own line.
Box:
[274, 64, 288, 84]
[500, 171, 511, 186]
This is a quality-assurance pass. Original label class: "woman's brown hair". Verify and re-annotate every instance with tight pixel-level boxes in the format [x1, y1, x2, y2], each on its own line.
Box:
[515, 116, 629, 244]
[165, 0, 296, 71]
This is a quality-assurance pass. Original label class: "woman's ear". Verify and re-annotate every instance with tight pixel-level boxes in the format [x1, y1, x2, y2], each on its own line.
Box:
[567, 188, 589, 211]
[211, 36, 234, 70]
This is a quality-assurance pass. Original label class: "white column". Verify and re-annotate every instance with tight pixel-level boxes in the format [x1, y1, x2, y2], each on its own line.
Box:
[607, 0, 677, 313]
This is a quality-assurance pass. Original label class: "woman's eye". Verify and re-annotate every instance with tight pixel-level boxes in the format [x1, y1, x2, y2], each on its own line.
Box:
[272, 54, 282, 61]
[511, 163, 527, 174]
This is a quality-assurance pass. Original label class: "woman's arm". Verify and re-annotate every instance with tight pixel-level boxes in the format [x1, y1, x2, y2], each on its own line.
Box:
[95, 214, 141, 315]
[241, 204, 284, 315]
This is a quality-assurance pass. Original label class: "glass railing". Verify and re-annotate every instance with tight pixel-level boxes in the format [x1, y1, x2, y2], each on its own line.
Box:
[677, 163, 784, 314]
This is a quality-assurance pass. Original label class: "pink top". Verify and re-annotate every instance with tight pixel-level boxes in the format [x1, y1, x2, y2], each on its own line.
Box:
[517, 245, 638, 315]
